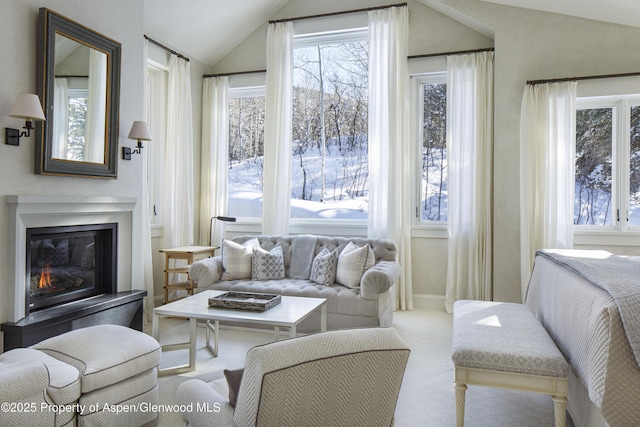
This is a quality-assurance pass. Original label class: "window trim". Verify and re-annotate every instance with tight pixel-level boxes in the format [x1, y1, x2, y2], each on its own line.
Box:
[574, 94, 640, 237]
[412, 72, 448, 229]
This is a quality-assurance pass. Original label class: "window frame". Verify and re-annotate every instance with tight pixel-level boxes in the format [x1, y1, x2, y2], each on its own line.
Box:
[412, 72, 448, 235]
[146, 61, 168, 228]
[574, 94, 640, 243]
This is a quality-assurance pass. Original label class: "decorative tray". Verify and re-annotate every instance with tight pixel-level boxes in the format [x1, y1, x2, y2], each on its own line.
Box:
[208, 292, 282, 312]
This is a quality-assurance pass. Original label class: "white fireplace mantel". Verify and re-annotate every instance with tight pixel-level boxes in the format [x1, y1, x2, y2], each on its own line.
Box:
[6, 195, 137, 322]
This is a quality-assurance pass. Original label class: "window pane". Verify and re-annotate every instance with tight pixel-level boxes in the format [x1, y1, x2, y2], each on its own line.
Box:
[420, 82, 447, 222]
[291, 40, 369, 219]
[228, 96, 265, 218]
[630, 105, 640, 226]
[574, 108, 613, 225]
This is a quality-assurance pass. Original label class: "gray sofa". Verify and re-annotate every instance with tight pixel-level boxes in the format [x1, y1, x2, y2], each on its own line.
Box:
[189, 235, 400, 331]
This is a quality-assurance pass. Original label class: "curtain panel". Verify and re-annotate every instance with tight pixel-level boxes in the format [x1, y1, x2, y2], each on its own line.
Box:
[444, 51, 494, 312]
[200, 77, 230, 247]
[263, 22, 294, 235]
[520, 82, 577, 300]
[141, 39, 155, 320]
[164, 54, 195, 249]
[368, 5, 413, 311]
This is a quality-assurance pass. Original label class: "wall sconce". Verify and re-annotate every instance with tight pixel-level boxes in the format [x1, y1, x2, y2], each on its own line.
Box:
[122, 121, 152, 160]
[5, 93, 46, 146]
[209, 215, 237, 246]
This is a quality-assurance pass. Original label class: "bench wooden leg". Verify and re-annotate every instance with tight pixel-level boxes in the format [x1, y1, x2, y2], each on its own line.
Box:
[552, 394, 567, 427]
[454, 382, 467, 427]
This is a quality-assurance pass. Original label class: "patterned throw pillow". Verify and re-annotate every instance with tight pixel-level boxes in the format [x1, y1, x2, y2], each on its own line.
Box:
[335, 242, 374, 288]
[310, 247, 337, 286]
[221, 238, 260, 280]
[252, 245, 285, 280]
[37, 239, 70, 267]
[80, 242, 95, 271]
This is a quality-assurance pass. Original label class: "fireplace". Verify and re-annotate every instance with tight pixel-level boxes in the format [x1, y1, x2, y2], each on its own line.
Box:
[26, 223, 117, 314]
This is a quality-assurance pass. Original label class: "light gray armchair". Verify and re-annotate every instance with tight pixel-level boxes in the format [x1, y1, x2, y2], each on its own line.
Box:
[176, 327, 410, 427]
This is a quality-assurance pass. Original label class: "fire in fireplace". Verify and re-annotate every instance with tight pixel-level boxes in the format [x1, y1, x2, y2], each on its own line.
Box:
[26, 223, 117, 313]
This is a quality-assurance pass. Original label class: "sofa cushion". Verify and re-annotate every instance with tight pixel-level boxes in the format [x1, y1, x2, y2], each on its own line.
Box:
[221, 238, 260, 280]
[336, 242, 373, 288]
[252, 245, 285, 280]
[32, 325, 161, 393]
[310, 248, 337, 286]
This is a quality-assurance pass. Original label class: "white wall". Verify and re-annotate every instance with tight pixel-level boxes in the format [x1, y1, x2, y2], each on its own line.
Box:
[208, 0, 640, 305]
[208, 0, 493, 305]
[439, 0, 640, 302]
[0, 0, 145, 345]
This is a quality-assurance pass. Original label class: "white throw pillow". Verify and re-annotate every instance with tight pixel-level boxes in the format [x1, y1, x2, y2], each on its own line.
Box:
[221, 238, 260, 280]
[252, 245, 285, 280]
[336, 242, 374, 288]
[310, 247, 337, 286]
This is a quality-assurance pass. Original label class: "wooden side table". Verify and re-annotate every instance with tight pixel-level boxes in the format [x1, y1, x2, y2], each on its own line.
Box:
[159, 246, 217, 304]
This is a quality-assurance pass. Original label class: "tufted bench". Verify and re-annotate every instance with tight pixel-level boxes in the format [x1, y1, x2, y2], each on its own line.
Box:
[451, 300, 568, 427]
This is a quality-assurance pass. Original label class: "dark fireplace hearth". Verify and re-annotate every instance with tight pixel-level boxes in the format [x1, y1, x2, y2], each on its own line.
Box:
[26, 223, 117, 314]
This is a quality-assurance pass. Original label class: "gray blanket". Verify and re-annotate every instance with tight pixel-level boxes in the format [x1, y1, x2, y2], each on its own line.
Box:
[288, 235, 318, 279]
[536, 249, 640, 366]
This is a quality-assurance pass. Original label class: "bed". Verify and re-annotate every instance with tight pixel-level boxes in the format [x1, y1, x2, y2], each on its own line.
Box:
[525, 249, 640, 427]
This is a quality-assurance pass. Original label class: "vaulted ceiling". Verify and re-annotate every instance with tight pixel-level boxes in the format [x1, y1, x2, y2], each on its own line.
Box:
[143, 0, 640, 67]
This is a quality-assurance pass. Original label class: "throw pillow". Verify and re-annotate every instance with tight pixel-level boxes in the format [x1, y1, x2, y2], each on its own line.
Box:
[221, 238, 260, 280]
[37, 239, 70, 267]
[310, 247, 337, 286]
[223, 368, 244, 408]
[335, 242, 374, 288]
[252, 245, 285, 280]
[80, 242, 95, 271]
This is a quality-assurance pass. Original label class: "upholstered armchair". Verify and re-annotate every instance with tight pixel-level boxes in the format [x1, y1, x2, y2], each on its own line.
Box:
[176, 327, 410, 427]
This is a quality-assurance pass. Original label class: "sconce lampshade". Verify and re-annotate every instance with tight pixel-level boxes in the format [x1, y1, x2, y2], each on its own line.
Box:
[10, 93, 46, 121]
[127, 121, 152, 141]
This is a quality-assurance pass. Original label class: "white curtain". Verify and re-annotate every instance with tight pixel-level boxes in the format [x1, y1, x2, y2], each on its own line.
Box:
[263, 21, 293, 235]
[85, 49, 107, 163]
[164, 54, 195, 248]
[200, 77, 230, 247]
[140, 39, 155, 320]
[368, 5, 413, 311]
[520, 81, 577, 300]
[444, 52, 494, 312]
[52, 78, 68, 159]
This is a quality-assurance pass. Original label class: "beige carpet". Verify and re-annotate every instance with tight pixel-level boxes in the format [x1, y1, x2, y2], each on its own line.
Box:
[152, 308, 574, 426]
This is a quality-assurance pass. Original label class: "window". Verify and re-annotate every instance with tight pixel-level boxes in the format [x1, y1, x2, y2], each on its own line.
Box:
[575, 96, 640, 230]
[147, 64, 167, 225]
[416, 74, 447, 223]
[227, 87, 265, 219]
[291, 29, 369, 220]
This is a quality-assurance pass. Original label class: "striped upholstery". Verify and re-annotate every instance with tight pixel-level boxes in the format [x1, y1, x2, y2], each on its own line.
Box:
[178, 327, 410, 427]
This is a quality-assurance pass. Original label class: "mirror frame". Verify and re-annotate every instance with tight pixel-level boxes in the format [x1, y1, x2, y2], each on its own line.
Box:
[35, 8, 121, 178]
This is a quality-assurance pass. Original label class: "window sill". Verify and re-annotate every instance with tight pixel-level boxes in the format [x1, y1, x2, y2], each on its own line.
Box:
[574, 229, 640, 246]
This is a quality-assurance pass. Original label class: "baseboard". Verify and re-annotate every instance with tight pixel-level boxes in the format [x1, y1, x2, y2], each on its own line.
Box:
[412, 294, 446, 311]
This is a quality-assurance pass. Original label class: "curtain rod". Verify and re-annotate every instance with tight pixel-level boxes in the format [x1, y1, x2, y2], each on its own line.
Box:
[203, 69, 267, 78]
[408, 47, 494, 60]
[269, 2, 407, 24]
[144, 35, 190, 62]
[527, 71, 640, 85]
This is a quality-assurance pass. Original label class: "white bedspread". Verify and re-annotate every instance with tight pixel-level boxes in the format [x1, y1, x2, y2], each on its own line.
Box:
[526, 250, 640, 426]
[536, 249, 640, 367]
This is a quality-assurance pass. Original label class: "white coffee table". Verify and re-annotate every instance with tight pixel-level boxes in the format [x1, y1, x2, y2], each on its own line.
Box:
[152, 290, 327, 375]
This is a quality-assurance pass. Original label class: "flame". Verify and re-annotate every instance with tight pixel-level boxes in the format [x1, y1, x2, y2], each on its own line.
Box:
[39, 263, 52, 288]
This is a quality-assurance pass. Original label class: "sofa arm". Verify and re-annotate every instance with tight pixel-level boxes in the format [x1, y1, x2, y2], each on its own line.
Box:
[0, 363, 49, 403]
[189, 256, 223, 288]
[176, 378, 234, 427]
[360, 260, 401, 301]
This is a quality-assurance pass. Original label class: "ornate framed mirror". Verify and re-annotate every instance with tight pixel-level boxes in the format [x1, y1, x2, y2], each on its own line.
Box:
[35, 8, 121, 178]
